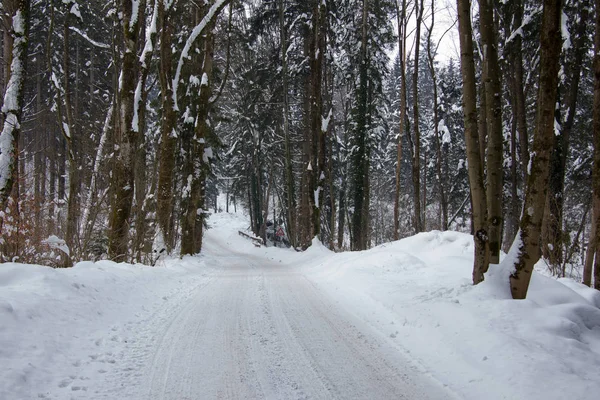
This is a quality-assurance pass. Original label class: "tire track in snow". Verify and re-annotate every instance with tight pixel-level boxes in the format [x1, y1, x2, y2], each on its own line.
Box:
[101, 249, 456, 400]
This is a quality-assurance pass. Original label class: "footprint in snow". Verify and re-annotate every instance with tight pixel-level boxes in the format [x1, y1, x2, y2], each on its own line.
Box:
[58, 378, 72, 388]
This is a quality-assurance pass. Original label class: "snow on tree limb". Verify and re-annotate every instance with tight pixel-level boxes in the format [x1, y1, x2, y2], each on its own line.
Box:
[140, 0, 159, 69]
[172, 0, 230, 111]
[133, 0, 159, 133]
[69, 26, 110, 49]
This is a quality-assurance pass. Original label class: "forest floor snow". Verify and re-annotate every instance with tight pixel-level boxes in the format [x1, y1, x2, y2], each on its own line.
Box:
[1, 211, 600, 399]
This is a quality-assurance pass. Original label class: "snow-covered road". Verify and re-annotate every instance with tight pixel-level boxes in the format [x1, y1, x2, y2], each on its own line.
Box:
[130, 244, 451, 400]
[4, 211, 599, 400]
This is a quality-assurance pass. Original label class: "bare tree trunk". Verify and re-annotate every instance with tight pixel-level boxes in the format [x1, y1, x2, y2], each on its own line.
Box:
[411, 0, 424, 234]
[299, 68, 312, 248]
[45, 2, 79, 266]
[298, 0, 323, 249]
[309, 0, 327, 241]
[81, 101, 113, 254]
[328, 112, 336, 250]
[394, 0, 408, 240]
[509, 0, 562, 299]
[108, 0, 145, 261]
[337, 94, 350, 249]
[261, 171, 273, 244]
[583, 210, 596, 286]
[351, 0, 370, 251]
[477, 71, 487, 173]
[504, 112, 520, 252]
[543, 2, 589, 268]
[190, 28, 214, 254]
[34, 54, 44, 239]
[426, 0, 448, 231]
[0, 0, 29, 262]
[512, 0, 529, 182]
[133, 0, 159, 262]
[479, 0, 503, 264]
[503, 1, 523, 252]
[279, 0, 297, 248]
[562, 203, 590, 277]
[181, 5, 216, 255]
[63, 10, 79, 266]
[156, 0, 178, 252]
[0, 0, 30, 211]
[457, 0, 489, 284]
[589, 0, 600, 289]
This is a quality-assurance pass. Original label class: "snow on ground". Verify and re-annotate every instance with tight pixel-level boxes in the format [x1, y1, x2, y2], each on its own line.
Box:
[1, 210, 600, 400]
[316, 236, 600, 399]
[235, 214, 600, 400]
[0, 256, 216, 399]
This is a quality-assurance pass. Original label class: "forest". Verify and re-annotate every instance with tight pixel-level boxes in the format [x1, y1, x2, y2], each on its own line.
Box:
[1, 0, 599, 299]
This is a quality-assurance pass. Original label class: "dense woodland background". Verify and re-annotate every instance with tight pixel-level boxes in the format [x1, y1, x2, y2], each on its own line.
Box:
[1, 0, 599, 298]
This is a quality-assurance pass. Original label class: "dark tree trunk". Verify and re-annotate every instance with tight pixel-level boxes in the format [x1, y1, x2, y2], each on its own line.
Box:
[309, 0, 327, 241]
[542, 3, 589, 268]
[479, 0, 503, 264]
[411, 0, 424, 234]
[509, 0, 562, 299]
[351, 0, 370, 251]
[156, 0, 178, 252]
[279, 0, 297, 248]
[394, 0, 408, 240]
[426, 0, 448, 231]
[588, 0, 600, 289]
[457, 0, 489, 284]
[108, 0, 145, 261]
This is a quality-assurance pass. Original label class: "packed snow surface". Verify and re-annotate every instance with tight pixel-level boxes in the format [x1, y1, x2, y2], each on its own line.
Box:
[1, 211, 600, 399]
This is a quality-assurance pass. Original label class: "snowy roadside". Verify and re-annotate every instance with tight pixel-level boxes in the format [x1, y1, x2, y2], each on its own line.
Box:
[2, 210, 600, 400]
[256, 231, 600, 400]
[0, 256, 215, 399]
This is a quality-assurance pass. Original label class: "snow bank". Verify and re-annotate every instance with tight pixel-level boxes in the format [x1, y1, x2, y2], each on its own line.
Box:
[0, 257, 213, 399]
[284, 230, 600, 400]
[2, 210, 599, 400]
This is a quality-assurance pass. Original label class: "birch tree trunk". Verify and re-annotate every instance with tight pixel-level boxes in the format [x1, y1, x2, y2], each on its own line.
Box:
[0, 0, 30, 212]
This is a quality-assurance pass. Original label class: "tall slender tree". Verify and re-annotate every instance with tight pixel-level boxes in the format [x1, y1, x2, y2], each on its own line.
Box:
[393, 0, 408, 240]
[585, 0, 600, 289]
[409, 0, 424, 234]
[479, 0, 503, 264]
[0, 0, 30, 211]
[108, 0, 145, 261]
[457, 0, 489, 284]
[509, 0, 562, 299]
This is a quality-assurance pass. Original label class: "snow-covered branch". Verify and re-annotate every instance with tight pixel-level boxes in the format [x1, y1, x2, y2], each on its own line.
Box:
[69, 26, 110, 49]
[172, 0, 230, 111]
[133, 0, 159, 133]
